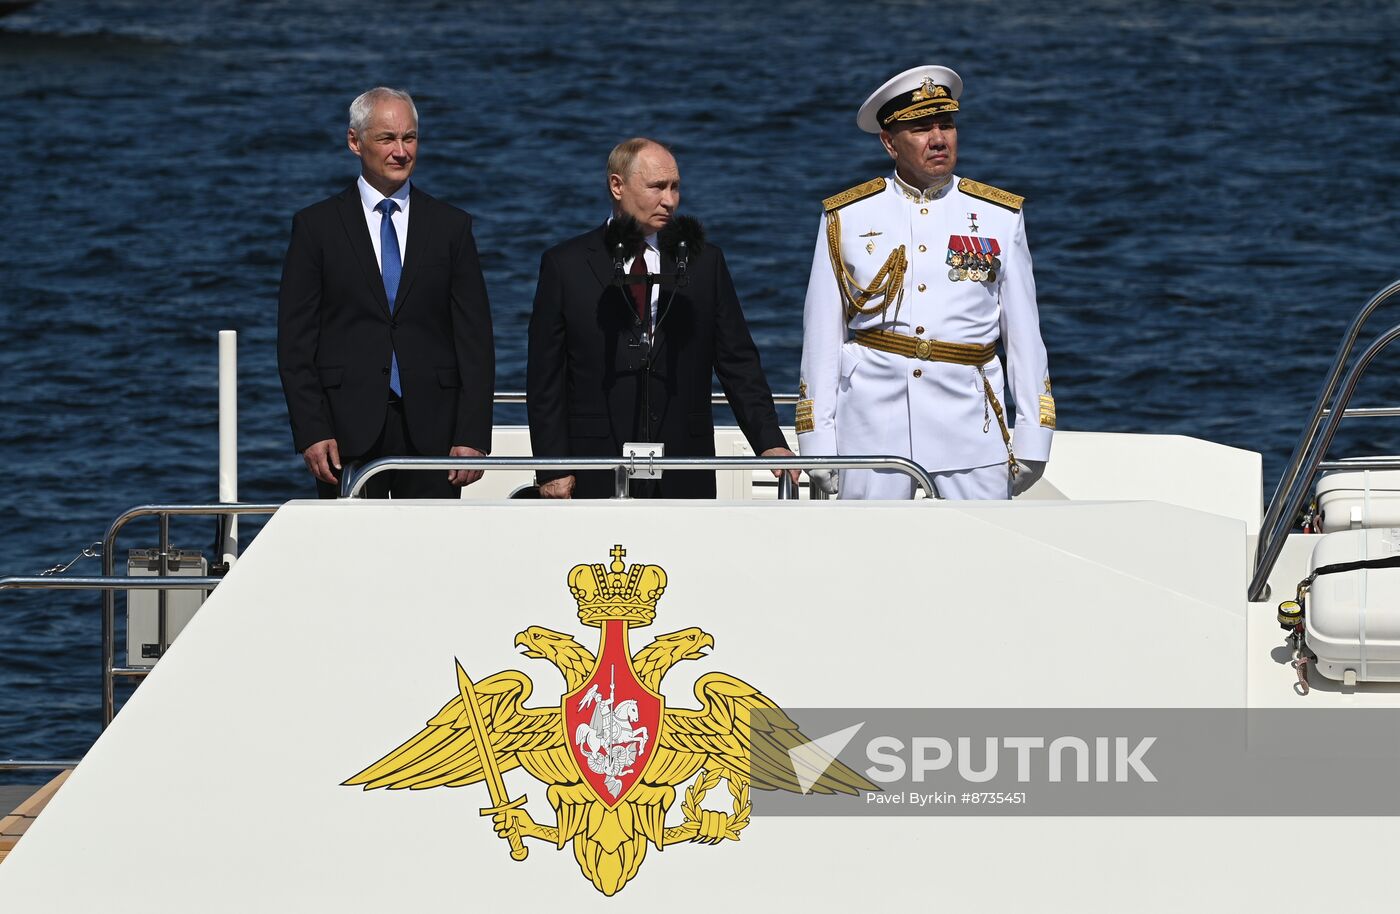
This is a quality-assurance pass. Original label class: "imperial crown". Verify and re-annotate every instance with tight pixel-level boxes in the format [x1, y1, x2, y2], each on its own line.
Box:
[568, 545, 667, 627]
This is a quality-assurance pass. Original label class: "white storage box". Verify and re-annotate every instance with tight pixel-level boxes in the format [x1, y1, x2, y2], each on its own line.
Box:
[1316, 468, 1400, 532]
[1306, 527, 1400, 682]
[125, 548, 208, 667]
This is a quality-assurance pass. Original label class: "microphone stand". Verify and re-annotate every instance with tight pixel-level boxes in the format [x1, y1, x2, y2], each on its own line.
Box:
[610, 242, 692, 493]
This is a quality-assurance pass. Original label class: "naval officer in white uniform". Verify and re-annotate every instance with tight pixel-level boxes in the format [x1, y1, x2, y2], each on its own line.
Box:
[797, 65, 1055, 500]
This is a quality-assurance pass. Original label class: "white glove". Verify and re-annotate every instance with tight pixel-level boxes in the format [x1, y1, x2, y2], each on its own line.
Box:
[807, 468, 840, 496]
[1011, 459, 1045, 496]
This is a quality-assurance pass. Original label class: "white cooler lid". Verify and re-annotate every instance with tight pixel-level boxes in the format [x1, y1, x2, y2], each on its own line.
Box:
[1316, 466, 1400, 495]
[1310, 527, 1400, 569]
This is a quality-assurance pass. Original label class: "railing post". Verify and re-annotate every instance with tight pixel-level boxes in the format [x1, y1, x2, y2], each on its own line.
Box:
[157, 512, 170, 658]
[338, 461, 362, 499]
[218, 330, 239, 568]
[102, 525, 115, 727]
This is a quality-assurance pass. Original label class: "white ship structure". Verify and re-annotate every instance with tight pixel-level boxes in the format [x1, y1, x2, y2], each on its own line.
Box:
[0, 285, 1399, 911]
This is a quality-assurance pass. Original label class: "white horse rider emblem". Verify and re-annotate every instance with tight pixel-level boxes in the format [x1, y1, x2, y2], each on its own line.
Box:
[574, 666, 650, 798]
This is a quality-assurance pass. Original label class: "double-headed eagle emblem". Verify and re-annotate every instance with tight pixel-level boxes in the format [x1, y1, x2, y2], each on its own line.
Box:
[911, 76, 949, 100]
[345, 546, 872, 896]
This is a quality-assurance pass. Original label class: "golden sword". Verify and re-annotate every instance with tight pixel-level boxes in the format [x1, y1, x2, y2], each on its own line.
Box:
[454, 659, 529, 861]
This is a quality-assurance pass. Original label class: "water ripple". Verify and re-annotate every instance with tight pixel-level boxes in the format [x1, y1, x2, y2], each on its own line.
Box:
[2, 0, 1400, 760]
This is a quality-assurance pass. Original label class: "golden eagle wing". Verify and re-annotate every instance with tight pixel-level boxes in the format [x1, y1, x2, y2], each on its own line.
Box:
[656, 672, 874, 795]
[343, 669, 565, 791]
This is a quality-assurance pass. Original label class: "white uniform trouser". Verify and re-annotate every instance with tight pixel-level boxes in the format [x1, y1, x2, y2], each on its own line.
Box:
[839, 462, 1010, 501]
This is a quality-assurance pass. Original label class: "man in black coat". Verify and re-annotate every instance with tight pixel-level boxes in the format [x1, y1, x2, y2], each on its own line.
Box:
[527, 137, 793, 499]
[278, 87, 494, 498]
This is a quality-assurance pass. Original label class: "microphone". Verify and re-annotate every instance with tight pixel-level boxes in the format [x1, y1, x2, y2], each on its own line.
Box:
[659, 215, 704, 287]
[604, 215, 646, 286]
[675, 240, 689, 285]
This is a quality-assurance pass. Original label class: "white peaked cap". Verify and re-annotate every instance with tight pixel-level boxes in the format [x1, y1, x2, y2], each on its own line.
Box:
[857, 65, 963, 134]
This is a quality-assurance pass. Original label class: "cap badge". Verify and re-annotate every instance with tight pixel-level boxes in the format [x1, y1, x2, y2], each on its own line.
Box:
[911, 77, 948, 101]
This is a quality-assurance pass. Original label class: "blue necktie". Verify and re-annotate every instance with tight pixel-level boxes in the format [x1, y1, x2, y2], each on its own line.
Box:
[376, 198, 403, 397]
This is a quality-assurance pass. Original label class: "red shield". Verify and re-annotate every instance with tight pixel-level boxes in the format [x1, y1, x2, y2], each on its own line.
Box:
[562, 620, 664, 807]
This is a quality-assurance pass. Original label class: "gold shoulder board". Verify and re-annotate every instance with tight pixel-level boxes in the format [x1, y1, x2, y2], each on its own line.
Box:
[823, 177, 886, 212]
[958, 179, 1024, 212]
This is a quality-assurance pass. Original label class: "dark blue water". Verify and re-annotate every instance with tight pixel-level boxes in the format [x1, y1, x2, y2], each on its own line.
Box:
[2, 0, 1399, 766]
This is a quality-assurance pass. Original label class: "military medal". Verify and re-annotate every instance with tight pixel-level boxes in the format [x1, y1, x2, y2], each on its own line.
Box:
[967, 212, 980, 233]
[945, 241, 965, 282]
[946, 234, 1001, 283]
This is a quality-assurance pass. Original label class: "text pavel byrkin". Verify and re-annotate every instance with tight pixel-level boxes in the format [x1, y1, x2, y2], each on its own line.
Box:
[863, 736, 1158, 783]
[867, 791, 1028, 806]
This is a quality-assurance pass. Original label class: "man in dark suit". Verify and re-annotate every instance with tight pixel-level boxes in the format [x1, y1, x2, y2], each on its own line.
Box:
[278, 87, 494, 498]
[527, 137, 793, 499]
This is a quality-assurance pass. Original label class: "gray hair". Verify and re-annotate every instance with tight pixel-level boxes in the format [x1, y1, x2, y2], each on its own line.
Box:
[348, 87, 419, 137]
[607, 137, 671, 185]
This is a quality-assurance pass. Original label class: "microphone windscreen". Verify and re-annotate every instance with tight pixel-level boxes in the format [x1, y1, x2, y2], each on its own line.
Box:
[659, 215, 705, 260]
[604, 215, 646, 258]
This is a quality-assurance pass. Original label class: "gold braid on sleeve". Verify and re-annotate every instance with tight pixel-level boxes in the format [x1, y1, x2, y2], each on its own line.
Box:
[825, 209, 907, 320]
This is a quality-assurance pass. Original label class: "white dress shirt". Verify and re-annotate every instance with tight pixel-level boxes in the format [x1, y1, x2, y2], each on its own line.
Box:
[357, 176, 411, 270]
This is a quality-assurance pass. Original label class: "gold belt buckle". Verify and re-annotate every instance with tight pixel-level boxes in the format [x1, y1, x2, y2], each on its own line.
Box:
[914, 338, 932, 360]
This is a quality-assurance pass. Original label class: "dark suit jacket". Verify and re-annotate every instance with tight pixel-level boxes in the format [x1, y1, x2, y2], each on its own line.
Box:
[526, 223, 787, 498]
[277, 183, 494, 459]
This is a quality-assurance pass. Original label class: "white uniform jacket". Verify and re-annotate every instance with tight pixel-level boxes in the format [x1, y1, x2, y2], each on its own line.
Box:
[797, 173, 1054, 474]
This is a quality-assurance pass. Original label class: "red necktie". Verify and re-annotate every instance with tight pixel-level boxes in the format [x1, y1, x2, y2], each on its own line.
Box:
[629, 242, 649, 330]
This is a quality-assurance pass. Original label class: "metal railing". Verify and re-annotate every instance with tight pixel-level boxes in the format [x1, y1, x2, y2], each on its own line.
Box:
[1, 577, 224, 591]
[491, 390, 801, 407]
[1250, 283, 1400, 600]
[0, 759, 82, 772]
[340, 455, 940, 500]
[0, 565, 249, 773]
[0, 503, 280, 769]
[0, 503, 281, 774]
[97, 504, 281, 723]
[1315, 457, 1400, 471]
[1, 574, 224, 744]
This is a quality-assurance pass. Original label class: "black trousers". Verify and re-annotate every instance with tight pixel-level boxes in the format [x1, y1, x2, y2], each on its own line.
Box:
[316, 399, 457, 500]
